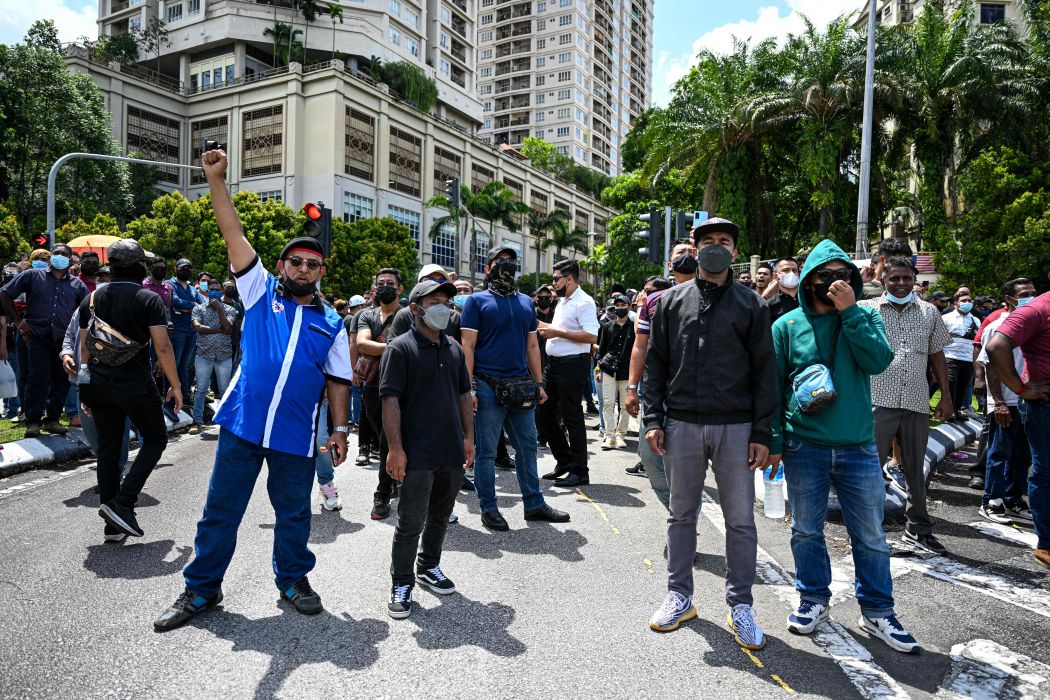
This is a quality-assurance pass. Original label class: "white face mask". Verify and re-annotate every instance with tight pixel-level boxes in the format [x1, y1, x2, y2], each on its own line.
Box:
[778, 271, 800, 289]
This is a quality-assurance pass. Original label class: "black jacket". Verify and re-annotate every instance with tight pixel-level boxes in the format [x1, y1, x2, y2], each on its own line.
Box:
[597, 319, 635, 381]
[642, 278, 777, 446]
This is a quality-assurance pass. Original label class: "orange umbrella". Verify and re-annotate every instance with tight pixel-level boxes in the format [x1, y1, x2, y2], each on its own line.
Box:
[66, 234, 123, 263]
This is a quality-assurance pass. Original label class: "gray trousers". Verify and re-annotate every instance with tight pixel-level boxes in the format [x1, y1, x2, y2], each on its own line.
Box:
[663, 419, 757, 606]
[874, 406, 932, 536]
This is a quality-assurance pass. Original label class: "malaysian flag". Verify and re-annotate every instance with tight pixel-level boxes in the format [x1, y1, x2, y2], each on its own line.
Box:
[913, 253, 935, 273]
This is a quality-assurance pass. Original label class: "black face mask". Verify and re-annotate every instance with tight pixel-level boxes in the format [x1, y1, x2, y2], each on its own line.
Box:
[489, 259, 517, 295]
[151, 265, 167, 280]
[282, 276, 316, 297]
[176, 268, 192, 281]
[536, 297, 553, 310]
[698, 245, 733, 275]
[811, 282, 834, 306]
[614, 308, 629, 318]
[671, 253, 699, 275]
[377, 286, 398, 305]
[80, 260, 100, 276]
[555, 284, 568, 298]
[224, 286, 239, 300]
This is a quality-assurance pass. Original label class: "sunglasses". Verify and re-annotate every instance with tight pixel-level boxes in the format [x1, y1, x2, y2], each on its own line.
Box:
[286, 255, 322, 271]
[815, 268, 852, 283]
[552, 275, 565, 283]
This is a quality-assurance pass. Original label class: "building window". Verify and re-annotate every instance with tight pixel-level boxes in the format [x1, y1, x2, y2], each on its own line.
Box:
[559, 14, 571, 25]
[558, 70, 571, 82]
[166, 3, 183, 23]
[433, 145, 462, 199]
[536, 57, 545, 67]
[432, 222, 457, 269]
[472, 163, 494, 191]
[387, 205, 421, 250]
[390, 27, 401, 44]
[343, 192, 374, 222]
[538, 0, 546, 10]
[557, 89, 570, 100]
[979, 3, 1006, 23]
[407, 38, 420, 56]
[483, 117, 492, 129]
[480, 84, 492, 94]
[481, 30, 493, 41]
[556, 126, 569, 137]
[390, 0, 401, 15]
[241, 104, 284, 178]
[405, 9, 418, 27]
[388, 126, 422, 197]
[481, 13, 493, 24]
[558, 51, 571, 63]
[480, 48, 492, 59]
[530, 190, 548, 212]
[480, 66, 492, 77]
[344, 107, 375, 182]
[537, 38, 546, 49]
[257, 190, 283, 203]
[126, 106, 181, 184]
[536, 111, 545, 122]
[187, 0, 201, 15]
[190, 115, 229, 184]
[474, 232, 491, 273]
[559, 33, 571, 45]
[557, 107, 570, 118]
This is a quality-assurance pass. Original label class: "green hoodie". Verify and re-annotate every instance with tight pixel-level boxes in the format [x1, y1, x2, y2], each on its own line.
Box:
[769, 240, 893, 454]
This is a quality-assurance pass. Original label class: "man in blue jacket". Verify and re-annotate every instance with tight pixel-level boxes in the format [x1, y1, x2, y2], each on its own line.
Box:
[168, 257, 203, 405]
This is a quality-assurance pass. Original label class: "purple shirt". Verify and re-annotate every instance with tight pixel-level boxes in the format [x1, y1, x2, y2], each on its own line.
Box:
[142, 277, 172, 321]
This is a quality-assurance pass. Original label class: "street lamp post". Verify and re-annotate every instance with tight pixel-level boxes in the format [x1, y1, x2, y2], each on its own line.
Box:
[855, 0, 878, 258]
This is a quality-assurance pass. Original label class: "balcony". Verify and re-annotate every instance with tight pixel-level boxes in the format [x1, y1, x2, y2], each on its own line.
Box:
[450, 42, 467, 63]
[494, 94, 530, 111]
[494, 76, 530, 93]
[451, 0, 468, 13]
[496, 39, 532, 58]
[494, 128, 530, 146]
[496, 4, 531, 23]
[494, 58, 530, 76]
[450, 15, 469, 39]
[450, 65, 466, 88]
[496, 20, 532, 39]
[494, 112, 529, 128]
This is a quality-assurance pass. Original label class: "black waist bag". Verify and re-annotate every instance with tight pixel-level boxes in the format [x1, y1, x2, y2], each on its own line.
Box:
[479, 374, 539, 411]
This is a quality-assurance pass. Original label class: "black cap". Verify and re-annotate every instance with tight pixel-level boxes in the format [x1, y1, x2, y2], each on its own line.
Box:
[98, 265, 110, 275]
[107, 239, 146, 268]
[279, 237, 325, 261]
[175, 258, 192, 269]
[488, 245, 517, 262]
[693, 217, 740, 244]
[931, 291, 949, 301]
[409, 279, 457, 304]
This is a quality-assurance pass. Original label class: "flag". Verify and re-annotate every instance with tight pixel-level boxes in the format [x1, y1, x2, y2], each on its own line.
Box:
[913, 254, 935, 273]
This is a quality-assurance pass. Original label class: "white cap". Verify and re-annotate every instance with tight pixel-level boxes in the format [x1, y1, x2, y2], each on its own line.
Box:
[417, 263, 448, 282]
[348, 294, 366, 307]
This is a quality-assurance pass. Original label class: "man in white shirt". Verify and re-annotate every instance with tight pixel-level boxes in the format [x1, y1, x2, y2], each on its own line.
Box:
[941, 291, 981, 421]
[536, 259, 600, 487]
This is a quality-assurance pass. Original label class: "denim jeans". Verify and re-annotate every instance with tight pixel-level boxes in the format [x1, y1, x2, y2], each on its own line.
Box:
[983, 407, 1030, 506]
[184, 428, 316, 596]
[350, 385, 362, 425]
[473, 380, 545, 513]
[391, 465, 464, 585]
[1019, 400, 1050, 550]
[783, 439, 895, 617]
[192, 355, 233, 424]
[78, 387, 130, 474]
[315, 398, 335, 486]
[170, 330, 196, 401]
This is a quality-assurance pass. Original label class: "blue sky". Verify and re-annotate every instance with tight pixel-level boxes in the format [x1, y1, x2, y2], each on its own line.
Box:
[0, 0, 860, 105]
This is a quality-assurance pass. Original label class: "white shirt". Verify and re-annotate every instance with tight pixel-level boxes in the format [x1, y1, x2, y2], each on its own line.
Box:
[976, 313, 1024, 408]
[941, 309, 980, 361]
[546, 285, 600, 357]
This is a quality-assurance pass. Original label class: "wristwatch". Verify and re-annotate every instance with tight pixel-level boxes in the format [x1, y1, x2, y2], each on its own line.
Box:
[627, 384, 638, 391]
[333, 425, 350, 434]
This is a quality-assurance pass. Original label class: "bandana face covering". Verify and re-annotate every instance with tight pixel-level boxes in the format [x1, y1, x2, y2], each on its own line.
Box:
[488, 259, 517, 296]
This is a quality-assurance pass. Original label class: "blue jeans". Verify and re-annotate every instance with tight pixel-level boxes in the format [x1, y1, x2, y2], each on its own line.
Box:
[63, 383, 78, 418]
[192, 355, 233, 424]
[636, 385, 669, 510]
[473, 380, 545, 513]
[350, 385, 362, 425]
[315, 398, 334, 486]
[78, 387, 130, 473]
[983, 407, 1030, 506]
[1020, 400, 1050, 549]
[184, 428, 317, 596]
[783, 439, 895, 617]
[170, 331, 196, 401]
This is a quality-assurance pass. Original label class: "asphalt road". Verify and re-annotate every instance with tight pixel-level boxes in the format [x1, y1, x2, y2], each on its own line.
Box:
[0, 418, 1047, 699]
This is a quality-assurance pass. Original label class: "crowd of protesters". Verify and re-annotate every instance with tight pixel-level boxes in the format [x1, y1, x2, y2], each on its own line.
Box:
[4, 150, 1046, 655]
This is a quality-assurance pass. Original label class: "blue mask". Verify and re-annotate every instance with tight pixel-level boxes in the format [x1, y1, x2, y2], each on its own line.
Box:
[31, 260, 48, 270]
[207, 289, 223, 300]
[958, 302, 973, 314]
[886, 291, 913, 305]
[1017, 296, 1034, 307]
[199, 282, 209, 292]
[49, 254, 70, 270]
[453, 294, 469, 310]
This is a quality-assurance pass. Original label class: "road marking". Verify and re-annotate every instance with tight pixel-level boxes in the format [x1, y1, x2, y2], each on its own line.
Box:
[0, 464, 93, 500]
[576, 487, 654, 574]
[967, 521, 1038, 549]
[699, 495, 909, 700]
[935, 639, 1050, 699]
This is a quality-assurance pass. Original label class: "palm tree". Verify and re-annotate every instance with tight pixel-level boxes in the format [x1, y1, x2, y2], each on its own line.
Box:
[464, 181, 531, 284]
[295, 0, 323, 64]
[549, 227, 590, 260]
[328, 3, 344, 63]
[264, 22, 303, 67]
[526, 208, 571, 287]
[426, 182, 479, 280]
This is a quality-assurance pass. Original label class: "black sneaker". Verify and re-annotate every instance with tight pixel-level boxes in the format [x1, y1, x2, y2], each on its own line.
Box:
[416, 566, 456, 595]
[103, 524, 128, 545]
[388, 583, 414, 619]
[968, 475, 985, 490]
[979, 501, 1012, 524]
[495, 456, 516, 471]
[154, 589, 223, 632]
[355, 448, 370, 466]
[901, 531, 947, 556]
[1005, 498, 1034, 522]
[371, 495, 391, 520]
[99, 500, 144, 537]
[626, 462, 646, 476]
[280, 576, 323, 615]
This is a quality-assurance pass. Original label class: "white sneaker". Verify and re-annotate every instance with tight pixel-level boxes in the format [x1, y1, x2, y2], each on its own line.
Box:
[614, 434, 627, 448]
[859, 614, 920, 653]
[649, 591, 697, 632]
[319, 481, 342, 511]
[787, 601, 829, 634]
[600, 437, 613, 450]
[727, 604, 766, 650]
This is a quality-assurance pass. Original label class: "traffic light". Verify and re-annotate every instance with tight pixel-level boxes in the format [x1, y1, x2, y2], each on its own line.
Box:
[32, 232, 50, 250]
[444, 177, 461, 209]
[302, 201, 332, 258]
[675, 210, 693, 241]
[636, 209, 661, 264]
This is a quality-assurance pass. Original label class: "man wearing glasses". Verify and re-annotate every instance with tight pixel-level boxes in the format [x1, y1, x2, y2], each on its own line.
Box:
[155, 148, 353, 631]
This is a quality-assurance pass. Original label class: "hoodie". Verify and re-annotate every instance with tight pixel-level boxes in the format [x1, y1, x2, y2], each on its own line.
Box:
[769, 240, 893, 454]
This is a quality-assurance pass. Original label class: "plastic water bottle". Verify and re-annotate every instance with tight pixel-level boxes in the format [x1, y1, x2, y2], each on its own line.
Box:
[77, 363, 91, 385]
[763, 465, 786, 519]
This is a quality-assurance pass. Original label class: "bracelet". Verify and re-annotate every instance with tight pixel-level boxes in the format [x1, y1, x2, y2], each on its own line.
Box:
[333, 425, 350, 434]
[627, 384, 638, 391]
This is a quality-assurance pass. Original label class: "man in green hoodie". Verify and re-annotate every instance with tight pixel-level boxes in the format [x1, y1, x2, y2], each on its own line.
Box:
[765, 240, 920, 654]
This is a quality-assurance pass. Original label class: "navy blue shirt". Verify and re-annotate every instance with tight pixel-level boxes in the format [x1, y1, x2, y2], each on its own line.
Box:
[459, 289, 538, 378]
[168, 278, 203, 333]
[2, 268, 88, 341]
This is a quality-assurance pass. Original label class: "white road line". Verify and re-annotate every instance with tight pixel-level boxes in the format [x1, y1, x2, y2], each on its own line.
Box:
[699, 495, 910, 700]
[935, 639, 1050, 700]
[967, 522, 1038, 549]
[0, 464, 93, 499]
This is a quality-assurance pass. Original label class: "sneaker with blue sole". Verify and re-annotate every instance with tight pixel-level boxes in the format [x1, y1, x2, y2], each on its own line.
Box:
[787, 601, 829, 635]
[727, 604, 766, 650]
[154, 589, 224, 632]
[859, 613, 920, 653]
[649, 591, 697, 632]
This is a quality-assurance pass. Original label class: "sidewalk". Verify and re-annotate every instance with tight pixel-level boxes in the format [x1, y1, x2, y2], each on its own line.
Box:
[0, 410, 194, 479]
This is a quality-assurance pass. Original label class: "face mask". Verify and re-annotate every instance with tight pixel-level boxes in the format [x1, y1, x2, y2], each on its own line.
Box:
[49, 254, 70, 271]
[614, 308, 629, 319]
[697, 245, 733, 275]
[628, 310, 637, 323]
[555, 284, 568, 298]
[224, 286, 239, 300]
[2, 273, 15, 283]
[536, 297, 553, 310]
[208, 289, 224, 300]
[151, 266, 167, 280]
[176, 269, 192, 281]
[491, 259, 517, 280]
[886, 291, 913, 305]
[31, 260, 48, 270]
[958, 302, 973, 314]
[671, 253, 698, 275]
[419, 303, 451, 331]
[1017, 296, 1034, 307]
[453, 294, 469, 310]
[199, 281, 209, 292]
[80, 260, 100, 276]
[377, 286, 398, 305]
[778, 271, 800, 289]
[281, 276, 316, 297]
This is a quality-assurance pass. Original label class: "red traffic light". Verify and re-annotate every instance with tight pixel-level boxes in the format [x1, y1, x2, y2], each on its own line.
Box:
[32, 233, 49, 249]
[303, 203, 322, 221]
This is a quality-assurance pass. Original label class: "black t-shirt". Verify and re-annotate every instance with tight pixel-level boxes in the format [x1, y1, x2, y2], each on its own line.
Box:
[79, 280, 167, 396]
[379, 327, 471, 470]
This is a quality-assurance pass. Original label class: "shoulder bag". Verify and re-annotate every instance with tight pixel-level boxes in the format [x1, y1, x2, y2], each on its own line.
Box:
[86, 291, 144, 367]
[353, 312, 394, 384]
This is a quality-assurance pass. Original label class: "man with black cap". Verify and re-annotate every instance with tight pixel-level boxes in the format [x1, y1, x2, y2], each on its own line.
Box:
[930, 291, 951, 315]
[460, 246, 569, 531]
[167, 257, 203, 405]
[78, 238, 182, 543]
[381, 279, 475, 619]
[643, 217, 776, 649]
[155, 147, 353, 631]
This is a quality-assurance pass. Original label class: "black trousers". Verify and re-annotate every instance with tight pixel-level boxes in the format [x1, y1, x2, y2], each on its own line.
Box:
[358, 390, 376, 451]
[85, 386, 168, 508]
[362, 385, 395, 498]
[536, 354, 590, 477]
[390, 465, 464, 585]
[946, 358, 974, 415]
[24, 335, 69, 423]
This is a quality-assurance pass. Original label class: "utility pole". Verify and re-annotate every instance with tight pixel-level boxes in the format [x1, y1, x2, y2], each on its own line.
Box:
[855, 0, 878, 258]
[663, 205, 672, 268]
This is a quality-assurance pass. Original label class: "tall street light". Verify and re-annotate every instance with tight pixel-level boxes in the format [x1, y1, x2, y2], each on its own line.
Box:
[855, 0, 878, 257]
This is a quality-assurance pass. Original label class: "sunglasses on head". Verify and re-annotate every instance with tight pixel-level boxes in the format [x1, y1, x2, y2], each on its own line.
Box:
[286, 255, 322, 271]
[815, 268, 852, 283]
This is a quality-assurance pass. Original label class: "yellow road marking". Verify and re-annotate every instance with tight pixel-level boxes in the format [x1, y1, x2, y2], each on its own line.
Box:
[577, 487, 654, 573]
[743, 649, 765, 668]
[770, 675, 796, 694]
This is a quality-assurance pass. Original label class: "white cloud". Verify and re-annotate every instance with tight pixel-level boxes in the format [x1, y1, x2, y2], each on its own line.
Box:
[0, 0, 98, 46]
[653, 0, 859, 106]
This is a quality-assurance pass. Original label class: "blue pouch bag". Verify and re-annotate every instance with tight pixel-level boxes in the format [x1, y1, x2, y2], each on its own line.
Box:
[792, 322, 841, 415]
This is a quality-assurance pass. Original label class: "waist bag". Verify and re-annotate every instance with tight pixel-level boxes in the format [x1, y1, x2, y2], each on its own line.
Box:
[86, 291, 144, 366]
[478, 374, 539, 411]
[792, 322, 841, 415]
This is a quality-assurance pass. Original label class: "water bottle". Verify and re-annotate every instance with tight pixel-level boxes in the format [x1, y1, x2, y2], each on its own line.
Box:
[77, 363, 91, 386]
[763, 464, 786, 519]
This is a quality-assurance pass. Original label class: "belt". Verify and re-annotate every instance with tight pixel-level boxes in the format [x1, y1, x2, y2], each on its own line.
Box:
[548, 353, 590, 363]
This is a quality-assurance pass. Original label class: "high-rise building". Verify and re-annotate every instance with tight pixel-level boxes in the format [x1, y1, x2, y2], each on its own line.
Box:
[853, 0, 1027, 30]
[476, 0, 654, 176]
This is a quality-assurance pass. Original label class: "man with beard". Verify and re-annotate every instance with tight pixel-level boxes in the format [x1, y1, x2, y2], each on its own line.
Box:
[155, 148, 352, 631]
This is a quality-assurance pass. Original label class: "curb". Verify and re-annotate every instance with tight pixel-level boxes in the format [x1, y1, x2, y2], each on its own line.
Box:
[0, 410, 194, 480]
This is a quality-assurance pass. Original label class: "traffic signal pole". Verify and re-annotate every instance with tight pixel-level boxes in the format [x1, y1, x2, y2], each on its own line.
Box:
[663, 205, 672, 269]
[46, 152, 203, 248]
